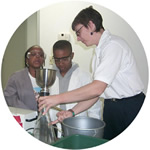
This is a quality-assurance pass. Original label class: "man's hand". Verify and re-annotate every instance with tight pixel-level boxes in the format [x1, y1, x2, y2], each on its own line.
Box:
[50, 110, 73, 125]
[38, 95, 60, 115]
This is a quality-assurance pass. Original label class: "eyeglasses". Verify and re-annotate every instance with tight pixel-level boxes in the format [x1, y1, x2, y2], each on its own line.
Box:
[27, 51, 46, 59]
[76, 25, 84, 36]
[53, 53, 72, 63]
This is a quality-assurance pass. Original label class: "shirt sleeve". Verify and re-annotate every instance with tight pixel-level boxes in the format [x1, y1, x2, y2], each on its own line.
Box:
[4, 74, 29, 109]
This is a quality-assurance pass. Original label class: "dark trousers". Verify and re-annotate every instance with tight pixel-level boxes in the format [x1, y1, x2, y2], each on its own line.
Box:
[103, 92, 145, 140]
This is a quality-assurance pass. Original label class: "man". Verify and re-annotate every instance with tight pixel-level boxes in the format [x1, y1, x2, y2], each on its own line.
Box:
[39, 6, 145, 140]
[49, 40, 101, 137]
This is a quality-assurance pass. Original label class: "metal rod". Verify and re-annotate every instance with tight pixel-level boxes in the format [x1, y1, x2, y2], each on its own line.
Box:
[52, 106, 63, 112]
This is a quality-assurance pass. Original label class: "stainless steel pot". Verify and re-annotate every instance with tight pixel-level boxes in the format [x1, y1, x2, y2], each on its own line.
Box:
[61, 116, 105, 138]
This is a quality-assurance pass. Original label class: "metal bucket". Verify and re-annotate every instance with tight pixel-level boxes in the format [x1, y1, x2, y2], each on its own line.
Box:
[61, 116, 105, 138]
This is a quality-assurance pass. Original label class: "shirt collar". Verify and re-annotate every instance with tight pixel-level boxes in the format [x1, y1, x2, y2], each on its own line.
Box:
[96, 29, 111, 53]
[56, 62, 79, 78]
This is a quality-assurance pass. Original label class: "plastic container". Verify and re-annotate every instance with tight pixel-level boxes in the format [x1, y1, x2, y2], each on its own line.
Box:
[52, 134, 108, 149]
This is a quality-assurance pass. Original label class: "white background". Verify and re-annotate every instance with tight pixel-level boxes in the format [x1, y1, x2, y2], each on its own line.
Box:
[0, 0, 149, 150]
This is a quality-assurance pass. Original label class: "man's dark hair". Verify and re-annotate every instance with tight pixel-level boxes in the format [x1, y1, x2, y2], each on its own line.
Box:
[72, 6, 104, 32]
[53, 40, 72, 53]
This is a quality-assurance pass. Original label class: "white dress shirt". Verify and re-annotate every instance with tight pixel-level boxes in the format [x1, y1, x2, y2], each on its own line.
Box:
[92, 30, 144, 99]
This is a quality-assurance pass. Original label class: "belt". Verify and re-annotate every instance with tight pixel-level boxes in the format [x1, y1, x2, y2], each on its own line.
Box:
[105, 92, 144, 102]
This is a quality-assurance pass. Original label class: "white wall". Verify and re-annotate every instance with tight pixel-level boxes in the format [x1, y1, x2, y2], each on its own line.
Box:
[39, 1, 148, 93]
[27, 12, 38, 48]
